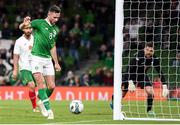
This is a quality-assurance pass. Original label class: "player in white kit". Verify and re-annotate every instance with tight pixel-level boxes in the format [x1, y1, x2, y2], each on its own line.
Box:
[12, 24, 39, 112]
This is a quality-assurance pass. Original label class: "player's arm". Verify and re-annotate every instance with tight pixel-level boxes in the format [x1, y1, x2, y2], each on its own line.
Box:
[19, 17, 41, 30]
[12, 40, 21, 80]
[12, 54, 19, 80]
[50, 45, 61, 72]
[154, 58, 169, 97]
[19, 16, 31, 30]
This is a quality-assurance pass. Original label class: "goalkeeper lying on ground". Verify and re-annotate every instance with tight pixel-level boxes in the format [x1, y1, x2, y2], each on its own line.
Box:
[111, 42, 169, 116]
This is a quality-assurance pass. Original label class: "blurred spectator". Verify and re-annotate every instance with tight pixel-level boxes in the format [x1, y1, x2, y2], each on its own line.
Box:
[69, 22, 82, 37]
[0, 13, 8, 24]
[65, 70, 75, 86]
[107, 38, 114, 54]
[92, 68, 104, 86]
[12, 22, 22, 39]
[103, 69, 113, 86]
[0, 49, 7, 60]
[129, 19, 139, 42]
[81, 23, 91, 56]
[69, 14, 83, 30]
[0, 49, 12, 73]
[74, 75, 80, 86]
[104, 51, 114, 69]
[97, 44, 107, 60]
[15, 13, 23, 23]
[129, 19, 144, 49]
[85, 9, 95, 25]
[1, 21, 12, 39]
[145, 19, 154, 42]
[124, 20, 130, 36]
[154, 18, 163, 44]
[123, 36, 130, 55]
[96, 4, 109, 41]
[169, 88, 180, 99]
[162, 29, 170, 49]
[2, 59, 12, 73]
[153, 76, 162, 88]
[0, 59, 7, 86]
[57, 24, 69, 57]
[172, 53, 180, 67]
[81, 73, 90, 86]
[6, 40, 15, 68]
[68, 32, 80, 69]
[0, 1, 8, 24]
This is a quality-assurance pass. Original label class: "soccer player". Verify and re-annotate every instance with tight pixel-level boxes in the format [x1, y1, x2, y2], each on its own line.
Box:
[20, 5, 61, 119]
[12, 24, 39, 112]
[111, 42, 169, 116]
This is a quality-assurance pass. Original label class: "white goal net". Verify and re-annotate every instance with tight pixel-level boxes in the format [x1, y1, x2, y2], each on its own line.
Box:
[114, 0, 180, 121]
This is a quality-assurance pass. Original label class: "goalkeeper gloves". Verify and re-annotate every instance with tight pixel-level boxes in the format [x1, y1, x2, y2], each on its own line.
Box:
[128, 80, 136, 92]
[162, 84, 169, 97]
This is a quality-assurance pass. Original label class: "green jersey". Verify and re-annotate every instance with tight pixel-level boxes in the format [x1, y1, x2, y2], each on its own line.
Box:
[31, 19, 59, 58]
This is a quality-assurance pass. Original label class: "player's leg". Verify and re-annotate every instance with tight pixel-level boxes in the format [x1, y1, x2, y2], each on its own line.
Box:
[144, 82, 154, 112]
[43, 59, 56, 98]
[44, 75, 55, 97]
[20, 70, 38, 112]
[31, 56, 49, 117]
[42, 59, 56, 119]
[122, 73, 130, 97]
[145, 86, 155, 112]
[33, 72, 49, 116]
[138, 74, 155, 114]
[27, 81, 39, 112]
[144, 75, 155, 116]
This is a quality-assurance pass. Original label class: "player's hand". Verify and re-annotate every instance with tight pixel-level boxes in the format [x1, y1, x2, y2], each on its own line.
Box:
[12, 70, 18, 80]
[162, 84, 169, 97]
[55, 63, 61, 72]
[128, 80, 136, 92]
[23, 16, 31, 24]
[24, 16, 31, 22]
[19, 16, 31, 30]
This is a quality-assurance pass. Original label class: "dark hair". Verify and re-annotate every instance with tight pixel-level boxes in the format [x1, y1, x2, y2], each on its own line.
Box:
[145, 42, 154, 48]
[48, 5, 61, 13]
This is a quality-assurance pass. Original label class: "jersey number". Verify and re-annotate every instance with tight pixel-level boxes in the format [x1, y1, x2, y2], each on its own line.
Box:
[49, 30, 57, 40]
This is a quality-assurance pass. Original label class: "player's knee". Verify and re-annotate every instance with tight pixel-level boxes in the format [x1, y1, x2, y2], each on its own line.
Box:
[48, 83, 55, 90]
[147, 93, 154, 99]
[33, 73, 44, 84]
[28, 82, 35, 90]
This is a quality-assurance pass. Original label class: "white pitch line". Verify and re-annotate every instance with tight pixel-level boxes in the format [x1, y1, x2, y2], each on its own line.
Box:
[48, 119, 112, 124]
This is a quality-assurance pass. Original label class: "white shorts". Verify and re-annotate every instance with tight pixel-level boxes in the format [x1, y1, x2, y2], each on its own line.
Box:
[30, 55, 55, 76]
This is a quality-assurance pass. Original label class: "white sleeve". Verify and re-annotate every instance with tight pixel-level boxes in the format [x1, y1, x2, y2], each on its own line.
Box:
[13, 40, 20, 55]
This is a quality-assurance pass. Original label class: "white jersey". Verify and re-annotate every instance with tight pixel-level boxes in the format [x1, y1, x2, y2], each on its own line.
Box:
[13, 34, 34, 71]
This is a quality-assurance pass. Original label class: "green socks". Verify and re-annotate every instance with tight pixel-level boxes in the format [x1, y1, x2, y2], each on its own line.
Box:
[45, 88, 54, 97]
[38, 88, 51, 110]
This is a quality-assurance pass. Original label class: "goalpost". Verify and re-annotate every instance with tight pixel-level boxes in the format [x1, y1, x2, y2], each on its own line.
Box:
[113, 0, 180, 121]
[113, 0, 124, 120]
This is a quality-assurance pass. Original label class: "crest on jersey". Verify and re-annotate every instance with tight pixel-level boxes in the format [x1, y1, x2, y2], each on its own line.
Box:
[35, 66, 39, 70]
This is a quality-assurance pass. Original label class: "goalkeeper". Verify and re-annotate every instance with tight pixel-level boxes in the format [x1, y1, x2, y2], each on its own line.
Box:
[111, 42, 169, 115]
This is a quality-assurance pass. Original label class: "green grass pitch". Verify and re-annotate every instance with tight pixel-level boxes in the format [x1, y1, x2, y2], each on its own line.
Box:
[0, 100, 179, 124]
